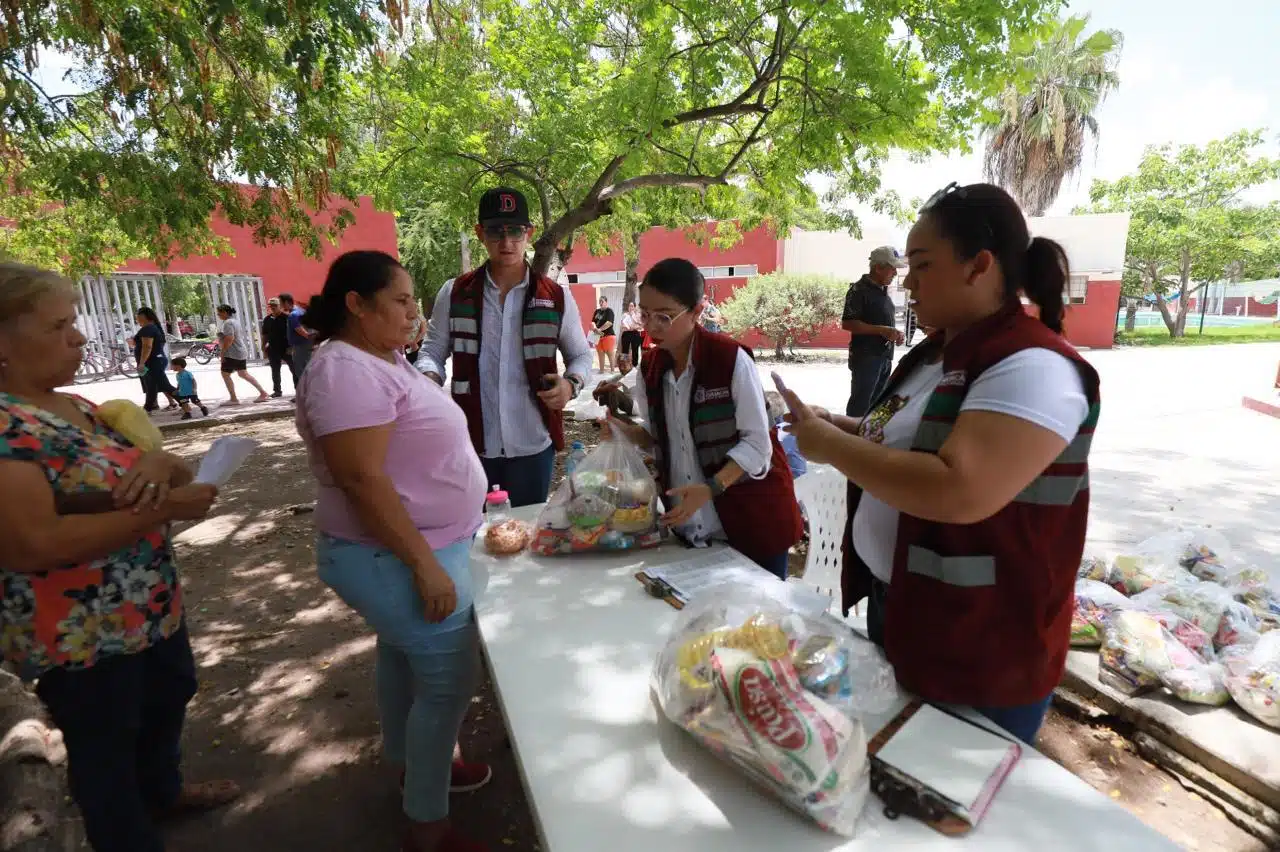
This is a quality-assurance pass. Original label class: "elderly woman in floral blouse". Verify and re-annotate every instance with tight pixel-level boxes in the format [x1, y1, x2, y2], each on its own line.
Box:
[0, 262, 239, 852]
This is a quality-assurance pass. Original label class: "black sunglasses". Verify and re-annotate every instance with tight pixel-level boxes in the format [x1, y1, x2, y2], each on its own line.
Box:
[920, 181, 996, 244]
[483, 224, 530, 240]
[920, 181, 965, 212]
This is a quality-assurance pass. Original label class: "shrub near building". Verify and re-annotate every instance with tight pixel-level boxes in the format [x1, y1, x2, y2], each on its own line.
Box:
[720, 273, 846, 359]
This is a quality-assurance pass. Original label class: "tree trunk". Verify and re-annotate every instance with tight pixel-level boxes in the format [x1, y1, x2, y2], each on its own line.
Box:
[530, 234, 574, 279]
[459, 228, 471, 273]
[1154, 294, 1177, 336]
[622, 247, 639, 309]
[1124, 300, 1137, 332]
[774, 338, 785, 359]
[0, 670, 85, 851]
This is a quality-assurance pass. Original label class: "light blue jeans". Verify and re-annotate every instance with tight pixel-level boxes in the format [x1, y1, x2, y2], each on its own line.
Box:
[317, 534, 479, 822]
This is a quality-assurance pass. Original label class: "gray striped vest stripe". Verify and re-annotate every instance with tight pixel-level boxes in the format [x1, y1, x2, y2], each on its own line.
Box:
[906, 546, 997, 587]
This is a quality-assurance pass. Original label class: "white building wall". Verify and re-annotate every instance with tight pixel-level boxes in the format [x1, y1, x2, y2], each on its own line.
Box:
[780, 228, 906, 280]
[1027, 212, 1131, 279]
[784, 212, 1131, 282]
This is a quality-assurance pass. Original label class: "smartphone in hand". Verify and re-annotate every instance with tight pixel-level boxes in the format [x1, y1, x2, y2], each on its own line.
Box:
[770, 371, 801, 415]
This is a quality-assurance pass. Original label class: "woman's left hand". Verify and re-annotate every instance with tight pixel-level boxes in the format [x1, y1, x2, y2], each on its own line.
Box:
[114, 451, 189, 511]
[661, 483, 713, 527]
[778, 388, 845, 464]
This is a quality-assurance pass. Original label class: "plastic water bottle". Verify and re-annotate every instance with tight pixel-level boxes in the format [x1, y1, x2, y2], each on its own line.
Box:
[485, 485, 511, 524]
[565, 441, 588, 476]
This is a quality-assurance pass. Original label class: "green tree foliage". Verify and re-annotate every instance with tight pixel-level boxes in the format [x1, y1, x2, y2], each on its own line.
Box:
[396, 203, 480, 306]
[350, 0, 1059, 276]
[0, 186, 148, 273]
[719, 272, 844, 358]
[158, 275, 210, 322]
[1, 0, 403, 274]
[984, 14, 1123, 216]
[1081, 130, 1280, 337]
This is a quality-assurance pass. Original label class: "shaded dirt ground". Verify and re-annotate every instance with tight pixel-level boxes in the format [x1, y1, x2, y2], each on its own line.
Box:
[156, 417, 1262, 851]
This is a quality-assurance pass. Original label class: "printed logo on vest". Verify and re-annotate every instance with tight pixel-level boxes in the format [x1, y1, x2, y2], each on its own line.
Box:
[693, 385, 731, 404]
[531, 298, 556, 308]
[499, 193, 517, 213]
[939, 369, 967, 388]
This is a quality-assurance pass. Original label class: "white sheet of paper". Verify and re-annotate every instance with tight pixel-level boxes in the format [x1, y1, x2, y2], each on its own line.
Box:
[646, 548, 833, 618]
[875, 703, 1015, 810]
[194, 436, 259, 487]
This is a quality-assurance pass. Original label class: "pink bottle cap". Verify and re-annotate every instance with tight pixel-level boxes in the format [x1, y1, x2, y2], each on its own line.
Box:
[486, 488, 509, 504]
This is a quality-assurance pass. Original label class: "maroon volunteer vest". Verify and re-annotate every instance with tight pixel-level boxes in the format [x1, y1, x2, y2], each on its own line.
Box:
[842, 304, 1101, 707]
[448, 265, 565, 454]
[643, 326, 804, 564]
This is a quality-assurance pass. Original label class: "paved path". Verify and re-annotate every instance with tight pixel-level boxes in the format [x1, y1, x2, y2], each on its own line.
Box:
[757, 343, 1280, 572]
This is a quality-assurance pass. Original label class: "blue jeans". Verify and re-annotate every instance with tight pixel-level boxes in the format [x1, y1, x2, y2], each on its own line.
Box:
[847, 353, 893, 417]
[866, 578, 1051, 744]
[289, 341, 313, 375]
[317, 535, 479, 822]
[480, 444, 556, 508]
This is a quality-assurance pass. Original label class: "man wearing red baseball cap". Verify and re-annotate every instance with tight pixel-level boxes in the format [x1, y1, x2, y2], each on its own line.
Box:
[419, 187, 593, 506]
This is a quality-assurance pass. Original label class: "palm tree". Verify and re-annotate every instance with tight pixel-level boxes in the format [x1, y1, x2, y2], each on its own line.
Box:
[983, 15, 1123, 216]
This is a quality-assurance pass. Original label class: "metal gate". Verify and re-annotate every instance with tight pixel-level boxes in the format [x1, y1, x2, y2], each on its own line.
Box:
[75, 274, 167, 381]
[205, 275, 266, 361]
[73, 273, 266, 382]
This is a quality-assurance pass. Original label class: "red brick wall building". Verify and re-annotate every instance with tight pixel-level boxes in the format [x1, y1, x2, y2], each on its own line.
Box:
[118, 195, 399, 302]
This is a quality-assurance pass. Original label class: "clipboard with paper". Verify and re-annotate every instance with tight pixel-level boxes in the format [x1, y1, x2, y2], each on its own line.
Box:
[868, 699, 1023, 836]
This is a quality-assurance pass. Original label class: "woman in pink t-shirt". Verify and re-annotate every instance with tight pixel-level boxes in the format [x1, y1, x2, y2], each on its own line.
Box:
[295, 250, 490, 852]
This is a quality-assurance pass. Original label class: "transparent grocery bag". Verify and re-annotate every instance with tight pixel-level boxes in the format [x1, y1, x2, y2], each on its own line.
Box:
[652, 585, 898, 837]
[1071, 579, 1132, 647]
[529, 434, 665, 555]
[1223, 632, 1280, 729]
[1099, 609, 1214, 696]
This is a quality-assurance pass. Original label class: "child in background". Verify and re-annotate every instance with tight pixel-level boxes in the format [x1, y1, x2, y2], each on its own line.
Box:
[170, 357, 209, 419]
[764, 390, 807, 479]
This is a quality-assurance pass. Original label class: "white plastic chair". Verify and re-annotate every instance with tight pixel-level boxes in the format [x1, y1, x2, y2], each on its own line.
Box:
[789, 464, 848, 616]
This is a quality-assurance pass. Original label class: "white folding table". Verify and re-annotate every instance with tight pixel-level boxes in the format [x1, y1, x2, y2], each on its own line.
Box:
[471, 506, 1182, 852]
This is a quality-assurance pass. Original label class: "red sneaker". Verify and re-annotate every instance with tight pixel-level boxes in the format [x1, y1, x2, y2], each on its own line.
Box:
[450, 759, 493, 793]
[398, 761, 493, 795]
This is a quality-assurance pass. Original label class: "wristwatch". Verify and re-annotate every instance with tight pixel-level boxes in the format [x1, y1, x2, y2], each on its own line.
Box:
[566, 374, 584, 395]
[706, 476, 726, 498]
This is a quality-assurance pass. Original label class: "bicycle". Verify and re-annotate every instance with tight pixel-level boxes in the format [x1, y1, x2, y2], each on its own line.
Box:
[74, 341, 140, 383]
[186, 340, 221, 365]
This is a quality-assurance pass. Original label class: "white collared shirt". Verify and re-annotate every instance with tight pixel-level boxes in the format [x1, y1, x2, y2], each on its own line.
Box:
[632, 347, 773, 544]
[418, 268, 593, 458]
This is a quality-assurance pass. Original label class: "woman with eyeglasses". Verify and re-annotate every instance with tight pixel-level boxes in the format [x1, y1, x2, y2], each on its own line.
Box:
[602, 258, 803, 580]
[779, 183, 1099, 744]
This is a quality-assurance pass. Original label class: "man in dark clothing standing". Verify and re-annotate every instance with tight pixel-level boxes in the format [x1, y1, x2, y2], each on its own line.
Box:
[842, 245, 906, 417]
[259, 297, 294, 397]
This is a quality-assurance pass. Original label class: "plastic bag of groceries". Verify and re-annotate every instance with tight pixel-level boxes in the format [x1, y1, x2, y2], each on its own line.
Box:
[1135, 527, 1233, 585]
[1214, 600, 1263, 652]
[652, 586, 898, 837]
[1077, 552, 1114, 585]
[1072, 579, 1132, 647]
[1099, 609, 1214, 696]
[1133, 580, 1235, 639]
[1104, 528, 1228, 596]
[529, 435, 665, 555]
[1161, 662, 1230, 706]
[1227, 567, 1280, 631]
[1222, 632, 1280, 728]
[1106, 552, 1197, 597]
